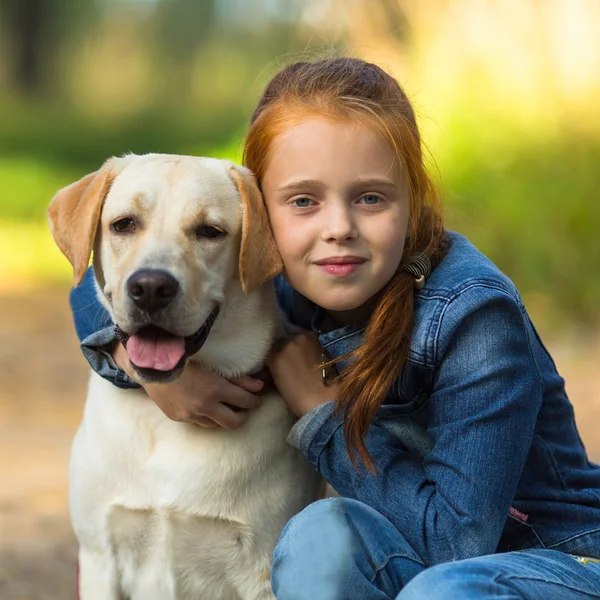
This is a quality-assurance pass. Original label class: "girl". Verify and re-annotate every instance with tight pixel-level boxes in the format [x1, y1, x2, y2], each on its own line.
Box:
[69, 58, 600, 599]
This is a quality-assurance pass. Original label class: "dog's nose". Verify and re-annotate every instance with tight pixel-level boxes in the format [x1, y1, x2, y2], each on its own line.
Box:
[127, 269, 179, 313]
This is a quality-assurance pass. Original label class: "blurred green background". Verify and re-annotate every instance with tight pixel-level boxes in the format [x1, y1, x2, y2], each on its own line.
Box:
[0, 0, 598, 331]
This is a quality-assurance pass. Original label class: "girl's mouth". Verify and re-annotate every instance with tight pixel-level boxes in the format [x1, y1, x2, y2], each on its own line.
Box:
[317, 263, 363, 276]
[314, 256, 366, 277]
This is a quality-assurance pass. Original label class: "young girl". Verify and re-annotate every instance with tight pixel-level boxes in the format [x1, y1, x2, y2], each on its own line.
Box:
[69, 58, 600, 599]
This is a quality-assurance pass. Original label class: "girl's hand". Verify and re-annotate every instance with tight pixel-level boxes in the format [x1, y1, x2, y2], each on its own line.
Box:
[113, 342, 264, 429]
[267, 328, 339, 418]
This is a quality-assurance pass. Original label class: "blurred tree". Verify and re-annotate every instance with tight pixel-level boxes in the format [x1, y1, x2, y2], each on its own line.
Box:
[1, 0, 45, 94]
[0, 0, 98, 96]
[153, 0, 216, 100]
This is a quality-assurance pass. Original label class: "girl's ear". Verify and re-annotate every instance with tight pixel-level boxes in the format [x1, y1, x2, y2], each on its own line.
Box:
[229, 165, 283, 293]
[47, 155, 135, 287]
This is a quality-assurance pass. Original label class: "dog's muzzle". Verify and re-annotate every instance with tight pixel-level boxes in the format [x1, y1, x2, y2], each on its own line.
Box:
[114, 304, 220, 379]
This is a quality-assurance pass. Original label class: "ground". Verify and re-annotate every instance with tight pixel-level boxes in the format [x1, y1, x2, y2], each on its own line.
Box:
[0, 289, 598, 599]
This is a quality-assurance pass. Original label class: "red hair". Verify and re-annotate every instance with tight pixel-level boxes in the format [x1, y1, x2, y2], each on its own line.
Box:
[244, 58, 447, 471]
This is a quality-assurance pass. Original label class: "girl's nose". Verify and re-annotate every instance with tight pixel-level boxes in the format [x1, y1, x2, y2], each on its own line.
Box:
[322, 201, 358, 242]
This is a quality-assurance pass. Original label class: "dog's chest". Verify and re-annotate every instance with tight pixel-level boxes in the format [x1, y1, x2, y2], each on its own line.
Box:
[84, 382, 295, 511]
[73, 376, 312, 599]
[107, 505, 257, 599]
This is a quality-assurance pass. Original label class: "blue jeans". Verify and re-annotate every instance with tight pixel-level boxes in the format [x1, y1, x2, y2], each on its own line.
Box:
[271, 498, 600, 600]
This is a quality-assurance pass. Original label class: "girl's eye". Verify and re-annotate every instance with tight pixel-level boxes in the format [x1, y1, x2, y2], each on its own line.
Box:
[359, 194, 382, 205]
[196, 225, 226, 239]
[292, 197, 314, 208]
[112, 218, 136, 233]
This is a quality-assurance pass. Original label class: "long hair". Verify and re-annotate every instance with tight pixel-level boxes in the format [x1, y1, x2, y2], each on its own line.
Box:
[244, 58, 447, 471]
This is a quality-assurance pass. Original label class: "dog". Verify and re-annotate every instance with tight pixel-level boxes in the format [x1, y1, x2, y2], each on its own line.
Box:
[48, 153, 322, 600]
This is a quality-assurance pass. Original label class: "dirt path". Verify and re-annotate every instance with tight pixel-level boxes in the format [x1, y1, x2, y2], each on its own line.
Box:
[0, 289, 598, 599]
[0, 289, 87, 600]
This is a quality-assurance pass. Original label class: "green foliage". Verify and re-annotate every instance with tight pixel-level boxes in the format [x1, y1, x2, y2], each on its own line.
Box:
[438, 117, 599, 327]
[0, 101, 246, 171]
[0, 157, 78, 221]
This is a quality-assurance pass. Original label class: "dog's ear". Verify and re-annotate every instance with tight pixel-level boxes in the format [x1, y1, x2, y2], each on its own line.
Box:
[47, 155, 134, 287]
[229, 165, 282, 293]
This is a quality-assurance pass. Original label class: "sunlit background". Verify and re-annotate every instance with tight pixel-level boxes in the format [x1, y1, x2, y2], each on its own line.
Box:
[0, 1, 598, 597]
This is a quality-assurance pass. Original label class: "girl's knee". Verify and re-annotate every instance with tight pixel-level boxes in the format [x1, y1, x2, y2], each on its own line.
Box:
[273, 498, 426, 600]
[272, 499, 355, 598]
[274, 496, 391, 561]
[274, 498, 353, 560]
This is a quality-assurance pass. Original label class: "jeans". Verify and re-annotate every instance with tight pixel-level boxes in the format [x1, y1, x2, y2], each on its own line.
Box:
[271, 498, 600, 600]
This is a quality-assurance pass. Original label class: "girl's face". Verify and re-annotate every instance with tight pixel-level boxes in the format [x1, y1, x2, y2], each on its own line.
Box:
[261, 117, 410, 324]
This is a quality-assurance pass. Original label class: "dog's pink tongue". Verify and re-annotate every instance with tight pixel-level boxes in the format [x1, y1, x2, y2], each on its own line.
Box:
[126, 333, 185, 371]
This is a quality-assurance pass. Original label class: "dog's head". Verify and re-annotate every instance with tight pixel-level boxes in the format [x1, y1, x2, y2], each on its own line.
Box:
[48, 153, 282, 382]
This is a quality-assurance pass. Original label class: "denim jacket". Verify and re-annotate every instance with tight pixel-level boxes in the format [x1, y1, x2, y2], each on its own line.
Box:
[70, 231, 600, 566]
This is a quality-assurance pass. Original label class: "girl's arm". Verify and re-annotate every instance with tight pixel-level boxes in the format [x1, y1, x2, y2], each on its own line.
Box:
[277, 286, 542, 566]
[70, 266, 264, 429]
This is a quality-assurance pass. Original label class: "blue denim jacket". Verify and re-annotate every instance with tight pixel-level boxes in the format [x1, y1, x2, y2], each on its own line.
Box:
[70, 231, 600, 566]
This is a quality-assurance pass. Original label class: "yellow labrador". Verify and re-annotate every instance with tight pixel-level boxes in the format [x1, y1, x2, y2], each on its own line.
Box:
[48, 154, 322, 600]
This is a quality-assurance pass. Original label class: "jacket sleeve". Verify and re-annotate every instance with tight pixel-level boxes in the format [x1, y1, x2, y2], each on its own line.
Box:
[272, 274, 295, 323]
[287, 285, 543, 566]
[69, 266, 140, 389]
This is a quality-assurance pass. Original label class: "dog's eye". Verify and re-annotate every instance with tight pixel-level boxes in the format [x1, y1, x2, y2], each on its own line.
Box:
[196, 225, 226, 239]
[112, 218, 136, 233]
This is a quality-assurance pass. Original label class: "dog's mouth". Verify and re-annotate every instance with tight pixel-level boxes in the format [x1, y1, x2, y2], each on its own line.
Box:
[114, 305, 220, 379]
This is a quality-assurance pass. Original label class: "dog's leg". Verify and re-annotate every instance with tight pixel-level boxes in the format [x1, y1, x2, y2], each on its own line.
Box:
[78, 547, 121, 600]
[240, 583, 275, 600]
[243, 583, 275, 600]
[233, 562, 275, 600]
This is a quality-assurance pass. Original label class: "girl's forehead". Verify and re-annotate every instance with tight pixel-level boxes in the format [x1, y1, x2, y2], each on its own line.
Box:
[264, 116, 400, 180]
[268, 117, 393, 161]
[273, 114, 383, 143]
